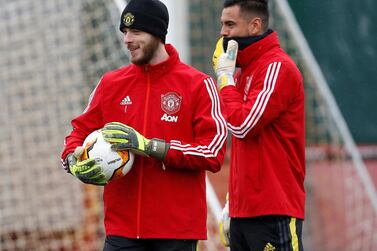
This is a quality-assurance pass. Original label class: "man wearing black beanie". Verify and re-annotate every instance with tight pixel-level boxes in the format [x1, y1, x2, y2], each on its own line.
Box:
[119, 0, 169, 43]
[117, 0, 170, 65]
[61, 0, 228, 250]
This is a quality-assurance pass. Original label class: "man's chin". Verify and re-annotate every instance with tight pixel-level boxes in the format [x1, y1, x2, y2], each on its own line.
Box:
[130, 56, 141, 65]
[131, 55, 151, 66]
[131, 58, 144, 65]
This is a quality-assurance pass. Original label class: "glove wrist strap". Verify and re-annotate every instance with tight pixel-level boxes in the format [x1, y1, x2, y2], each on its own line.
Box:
[147, 138, 169, 161]
[66, 153, 77, 174]
[217, 73, 235, 90]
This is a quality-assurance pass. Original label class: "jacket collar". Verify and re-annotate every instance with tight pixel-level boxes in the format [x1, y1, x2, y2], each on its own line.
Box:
[132, 44, 179, 77]
[237, 31, 280, 68]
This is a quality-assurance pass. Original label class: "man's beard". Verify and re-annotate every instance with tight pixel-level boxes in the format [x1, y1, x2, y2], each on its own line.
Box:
[131, 38, 160, 65]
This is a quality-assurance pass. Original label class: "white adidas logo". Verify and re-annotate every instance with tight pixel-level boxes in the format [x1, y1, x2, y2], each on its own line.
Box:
[120, 96, 132, 112]
[120, 96, 132, 105]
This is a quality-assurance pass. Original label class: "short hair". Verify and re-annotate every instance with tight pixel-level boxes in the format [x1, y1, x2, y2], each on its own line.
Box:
[224, 0, 269, 30]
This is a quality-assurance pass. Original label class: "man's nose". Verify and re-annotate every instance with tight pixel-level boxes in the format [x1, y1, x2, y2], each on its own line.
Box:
[123, 32, 132, 43]
[220, 26, 229, 37]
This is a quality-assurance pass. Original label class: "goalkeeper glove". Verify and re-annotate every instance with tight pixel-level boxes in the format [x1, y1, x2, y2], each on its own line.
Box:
[212, 37, 224, 73]
[67, 146, 108, 186]
[101, 122, 169, 161]
[213, 37, 238, 90]
[219, 194, 230, 247]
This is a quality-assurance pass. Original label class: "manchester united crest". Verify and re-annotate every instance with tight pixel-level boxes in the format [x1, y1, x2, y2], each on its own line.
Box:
[123, 13, 135, 27]
[161, 92, 182, 115]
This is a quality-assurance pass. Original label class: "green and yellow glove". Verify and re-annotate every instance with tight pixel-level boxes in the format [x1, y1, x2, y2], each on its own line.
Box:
[101, 122, 169, 161]
[219, 193, 230, 247]
[67, 146, 107, 186]
[213, 37, 239, 90]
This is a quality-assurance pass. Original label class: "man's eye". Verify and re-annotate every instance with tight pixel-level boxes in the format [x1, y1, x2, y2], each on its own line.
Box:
[225, 22, 235, 27]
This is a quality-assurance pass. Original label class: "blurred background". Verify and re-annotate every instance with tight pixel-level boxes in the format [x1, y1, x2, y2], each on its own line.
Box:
[1, 0, 376, 250]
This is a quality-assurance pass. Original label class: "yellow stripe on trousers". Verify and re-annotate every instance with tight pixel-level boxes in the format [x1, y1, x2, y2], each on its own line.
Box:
[289, 218, 299, 251]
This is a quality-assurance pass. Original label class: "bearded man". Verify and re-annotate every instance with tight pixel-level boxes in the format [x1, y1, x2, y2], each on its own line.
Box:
[61, 0, 228, 250]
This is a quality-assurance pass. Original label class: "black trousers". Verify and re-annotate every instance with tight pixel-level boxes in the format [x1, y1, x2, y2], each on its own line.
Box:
[103, 235, 198, 251]
[229, 216, 304, 251]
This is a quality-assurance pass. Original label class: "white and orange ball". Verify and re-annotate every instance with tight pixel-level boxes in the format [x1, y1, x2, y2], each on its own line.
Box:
[82, 130, 134, 182]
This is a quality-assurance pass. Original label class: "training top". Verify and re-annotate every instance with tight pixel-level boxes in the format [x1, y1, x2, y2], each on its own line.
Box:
[61, 45, 227, 239]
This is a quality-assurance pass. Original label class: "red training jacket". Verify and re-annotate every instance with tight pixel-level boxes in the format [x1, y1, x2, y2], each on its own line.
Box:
[61, 45, 228, 239]
[221, 32, 306, 219]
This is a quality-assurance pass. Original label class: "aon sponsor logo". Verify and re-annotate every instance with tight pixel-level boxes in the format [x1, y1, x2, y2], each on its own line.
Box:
[161, 113, 178, 122]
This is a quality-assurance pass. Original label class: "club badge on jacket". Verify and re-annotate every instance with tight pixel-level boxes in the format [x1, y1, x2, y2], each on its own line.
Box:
[161, 92, 182, 123]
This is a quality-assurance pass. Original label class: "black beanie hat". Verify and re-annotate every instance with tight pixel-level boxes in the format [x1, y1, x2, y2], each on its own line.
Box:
[119, 0, 169, 43]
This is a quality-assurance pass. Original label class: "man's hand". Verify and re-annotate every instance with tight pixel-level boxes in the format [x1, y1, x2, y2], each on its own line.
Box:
[219, 196, 230, 247]
[67, 146, 108, 186]
[101, 122, 169, 161]
[213, 38, 238, 90]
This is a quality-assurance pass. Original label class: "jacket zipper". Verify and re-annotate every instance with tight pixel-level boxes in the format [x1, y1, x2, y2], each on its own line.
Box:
[136, 66, 151, 238]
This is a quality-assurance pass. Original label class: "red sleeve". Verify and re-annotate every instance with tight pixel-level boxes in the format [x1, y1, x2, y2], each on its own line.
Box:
[163, 77, 228, 173]
[221, 61, 298, 139]
[60, 78, 105, 169]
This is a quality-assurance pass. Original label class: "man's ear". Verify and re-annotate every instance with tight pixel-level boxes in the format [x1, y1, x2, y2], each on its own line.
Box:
[248, 17, 263, 36]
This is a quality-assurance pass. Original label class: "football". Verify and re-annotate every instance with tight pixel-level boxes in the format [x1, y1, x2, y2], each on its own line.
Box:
[81, 130, 134, 183]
